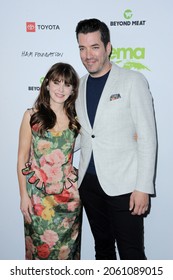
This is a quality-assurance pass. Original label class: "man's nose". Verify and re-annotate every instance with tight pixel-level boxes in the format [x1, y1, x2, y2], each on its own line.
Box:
[86, 49, 92, 58]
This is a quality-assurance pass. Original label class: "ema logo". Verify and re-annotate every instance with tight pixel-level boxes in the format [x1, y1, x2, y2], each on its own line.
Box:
[111, 47, 150, 71]
[26, 22, 36, 32]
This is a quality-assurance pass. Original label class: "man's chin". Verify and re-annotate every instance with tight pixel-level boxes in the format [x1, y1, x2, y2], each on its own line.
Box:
[87, 67, 98, 75]
[84, 64, 96, 73]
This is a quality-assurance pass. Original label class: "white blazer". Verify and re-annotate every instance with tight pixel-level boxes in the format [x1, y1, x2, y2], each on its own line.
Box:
[75, 63, 157, 196]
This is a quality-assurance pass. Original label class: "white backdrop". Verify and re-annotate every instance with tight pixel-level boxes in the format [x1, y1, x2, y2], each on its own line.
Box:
[0, 0, 173, 260]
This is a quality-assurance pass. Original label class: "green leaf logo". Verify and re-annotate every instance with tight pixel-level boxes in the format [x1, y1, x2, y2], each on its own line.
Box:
[115, 60, 150, 71]
[40, 77, 44, 84]
[124, 9, 133, 20]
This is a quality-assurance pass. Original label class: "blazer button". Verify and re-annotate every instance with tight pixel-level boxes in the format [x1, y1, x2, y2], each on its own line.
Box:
[91, 135, 95, 138]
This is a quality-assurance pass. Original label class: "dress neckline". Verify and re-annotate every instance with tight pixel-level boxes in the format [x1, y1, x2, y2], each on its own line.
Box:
[47, 128, 70, 137]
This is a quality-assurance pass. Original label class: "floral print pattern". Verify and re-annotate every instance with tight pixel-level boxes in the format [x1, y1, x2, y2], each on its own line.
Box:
[22, 127, 82, 260]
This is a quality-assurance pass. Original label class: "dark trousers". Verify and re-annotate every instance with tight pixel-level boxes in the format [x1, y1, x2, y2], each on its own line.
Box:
[79, 173, 146, 260]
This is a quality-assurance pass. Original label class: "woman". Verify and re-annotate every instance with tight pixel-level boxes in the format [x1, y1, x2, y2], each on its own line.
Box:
[17, 62, 81, 260]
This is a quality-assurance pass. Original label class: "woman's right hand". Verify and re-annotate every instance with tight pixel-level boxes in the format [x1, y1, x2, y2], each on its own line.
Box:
[20, 194, 33, 224]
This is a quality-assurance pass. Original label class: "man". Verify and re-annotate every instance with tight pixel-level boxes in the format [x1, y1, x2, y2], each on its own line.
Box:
[75, 18, 157, 260]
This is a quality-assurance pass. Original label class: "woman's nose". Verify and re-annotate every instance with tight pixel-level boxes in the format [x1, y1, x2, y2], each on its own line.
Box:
[58, 82, 64, 92]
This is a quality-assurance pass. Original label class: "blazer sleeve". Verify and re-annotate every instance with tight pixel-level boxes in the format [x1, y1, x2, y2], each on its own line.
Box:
[130, 72, 157, 193]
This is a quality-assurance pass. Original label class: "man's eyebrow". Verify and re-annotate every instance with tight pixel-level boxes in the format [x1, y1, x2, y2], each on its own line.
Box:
[79, 43, 100, 48]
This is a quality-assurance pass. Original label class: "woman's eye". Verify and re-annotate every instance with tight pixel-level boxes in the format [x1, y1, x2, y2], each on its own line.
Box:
[53, 81, 59, 85]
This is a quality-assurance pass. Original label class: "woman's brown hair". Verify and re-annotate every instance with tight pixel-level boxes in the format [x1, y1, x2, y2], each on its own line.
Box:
[30, 62, 80, 137]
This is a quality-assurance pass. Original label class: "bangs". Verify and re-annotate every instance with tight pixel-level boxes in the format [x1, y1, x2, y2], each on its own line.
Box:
[49, 67, 73, 85]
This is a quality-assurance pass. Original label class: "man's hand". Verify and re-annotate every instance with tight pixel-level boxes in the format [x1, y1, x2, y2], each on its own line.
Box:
[129, 190, 149, 215]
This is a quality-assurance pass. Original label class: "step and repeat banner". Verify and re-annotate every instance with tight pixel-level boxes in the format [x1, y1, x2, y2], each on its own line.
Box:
[0, 0, 173, 261]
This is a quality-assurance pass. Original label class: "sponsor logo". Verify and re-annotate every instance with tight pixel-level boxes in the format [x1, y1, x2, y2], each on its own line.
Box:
[124, 9, 133, 20]
[26, 22, 60, 32]
[28, 86, 40, 92]
[21, 51, 63, 58]
[110, 9, 146, 27]
[26, 22, 36, 32]
[28, 77, 44, 93]
[110, 47, 150, 71]
[40, 77, 44, 84]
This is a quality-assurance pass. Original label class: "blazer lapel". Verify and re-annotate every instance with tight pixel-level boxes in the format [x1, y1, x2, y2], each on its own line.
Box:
[77, 74, 92, 132]
[93, 63, 120, 128]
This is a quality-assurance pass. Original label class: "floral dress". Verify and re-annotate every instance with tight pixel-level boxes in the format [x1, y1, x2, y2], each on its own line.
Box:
[22, 124, 82, 260]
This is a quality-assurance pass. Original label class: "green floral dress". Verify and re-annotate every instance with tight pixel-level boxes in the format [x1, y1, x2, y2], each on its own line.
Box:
[22, 123, 82, 260]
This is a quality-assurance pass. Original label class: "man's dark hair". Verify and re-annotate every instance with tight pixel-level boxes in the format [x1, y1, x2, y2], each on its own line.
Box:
[75, 18, 110, 48]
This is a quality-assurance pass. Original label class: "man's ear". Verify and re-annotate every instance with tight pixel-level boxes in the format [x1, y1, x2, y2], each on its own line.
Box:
[107, 42, 112, 57]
